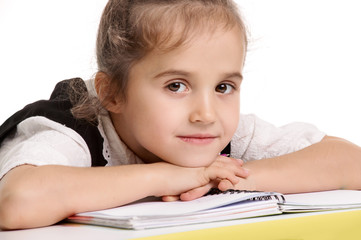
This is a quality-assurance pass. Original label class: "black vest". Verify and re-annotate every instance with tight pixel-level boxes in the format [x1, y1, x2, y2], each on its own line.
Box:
[0, 78, 107, 166]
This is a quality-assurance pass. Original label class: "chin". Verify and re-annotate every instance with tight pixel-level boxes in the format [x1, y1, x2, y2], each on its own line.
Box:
[169, 154, 218, 168]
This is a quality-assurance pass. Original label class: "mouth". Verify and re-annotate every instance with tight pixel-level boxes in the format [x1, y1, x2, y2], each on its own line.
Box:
[177, 134, 218, 145]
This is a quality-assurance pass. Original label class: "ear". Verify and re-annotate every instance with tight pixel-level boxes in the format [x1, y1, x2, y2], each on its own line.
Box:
[94, 72, 123, 113]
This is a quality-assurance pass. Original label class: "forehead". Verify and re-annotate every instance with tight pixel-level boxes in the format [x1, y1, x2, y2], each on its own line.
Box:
[131, 27, 246, 80]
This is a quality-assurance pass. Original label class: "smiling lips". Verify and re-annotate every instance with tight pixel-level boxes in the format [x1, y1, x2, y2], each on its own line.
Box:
[178, 134, 218, 144]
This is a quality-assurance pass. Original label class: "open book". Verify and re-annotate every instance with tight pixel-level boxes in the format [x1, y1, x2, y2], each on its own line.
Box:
[67, 189, 361, 230]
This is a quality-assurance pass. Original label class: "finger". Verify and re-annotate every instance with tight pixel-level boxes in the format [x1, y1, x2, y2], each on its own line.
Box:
[162, 195, 180, 202]
[235, 158, 244, 165]
[212, 157, 249, 178]
[216, 155, 244, 166]
[218, 179, 234, 191]
[229, 157, 244, 166]
[235, 166, 250, 178]
[206, 164, 247, 185]
[180, 183, 213, 201]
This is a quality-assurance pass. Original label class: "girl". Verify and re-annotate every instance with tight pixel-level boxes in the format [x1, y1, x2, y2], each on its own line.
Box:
[0, 0, 360, 230]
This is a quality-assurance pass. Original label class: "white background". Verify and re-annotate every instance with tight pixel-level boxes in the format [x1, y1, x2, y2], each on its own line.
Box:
[1, 0, 360, 144]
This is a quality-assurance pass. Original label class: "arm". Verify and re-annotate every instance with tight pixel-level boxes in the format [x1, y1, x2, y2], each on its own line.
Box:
[238, 136, 361, 193]
[0, 156, 247, 230]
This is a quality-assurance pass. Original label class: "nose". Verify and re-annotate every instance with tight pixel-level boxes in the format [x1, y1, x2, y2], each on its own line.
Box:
[189, 92, 216, 124]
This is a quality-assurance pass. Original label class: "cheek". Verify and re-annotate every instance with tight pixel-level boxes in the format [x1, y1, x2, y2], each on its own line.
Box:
[221, 97, 240, 137]
[229, 107, 240, 133]
[131, 95, 183, 141]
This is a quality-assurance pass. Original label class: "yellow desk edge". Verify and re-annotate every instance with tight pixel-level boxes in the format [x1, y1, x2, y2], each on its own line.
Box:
[134, 209, 361, 240]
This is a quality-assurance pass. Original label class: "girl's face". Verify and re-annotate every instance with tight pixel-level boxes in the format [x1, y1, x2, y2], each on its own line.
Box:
[111, 27, 246, 167]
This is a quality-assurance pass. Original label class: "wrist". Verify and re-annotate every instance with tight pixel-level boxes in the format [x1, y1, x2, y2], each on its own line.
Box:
[141, 163, 167, 197]
[144, 162, 187, 197]
[238, 158, 283, 192]
[234, 172, 257, 191]
[234, 162, 260, 191]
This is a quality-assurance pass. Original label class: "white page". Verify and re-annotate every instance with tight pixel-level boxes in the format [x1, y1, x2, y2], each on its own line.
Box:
[71, 200, 282, 230]
[284, 190, 361, 205]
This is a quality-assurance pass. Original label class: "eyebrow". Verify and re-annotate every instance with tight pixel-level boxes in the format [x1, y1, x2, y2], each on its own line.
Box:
[223, 72, 243, 82]
[153, 70, 243, 81]
[153, 70, 190, 79]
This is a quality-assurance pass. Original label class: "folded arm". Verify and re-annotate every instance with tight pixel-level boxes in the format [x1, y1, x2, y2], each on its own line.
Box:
[239, 136, 361, 193]
[0, 155, 246, 230]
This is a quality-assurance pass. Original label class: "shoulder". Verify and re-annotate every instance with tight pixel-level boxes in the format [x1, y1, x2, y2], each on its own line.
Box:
[0, 78, 107, 166]
[0, 116, 91, 179]
[231, 114, 326, 161]
[16, 116, 89, 147]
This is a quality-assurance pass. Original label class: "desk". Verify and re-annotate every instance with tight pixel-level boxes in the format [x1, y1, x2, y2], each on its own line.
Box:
[1, 209, 361, 240]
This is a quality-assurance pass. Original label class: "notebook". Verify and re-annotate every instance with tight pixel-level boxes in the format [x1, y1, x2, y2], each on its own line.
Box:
[67, 189, 361, 230]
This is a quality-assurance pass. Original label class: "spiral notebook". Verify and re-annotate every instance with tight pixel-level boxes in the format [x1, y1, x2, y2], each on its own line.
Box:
[67, 189, 361, 230]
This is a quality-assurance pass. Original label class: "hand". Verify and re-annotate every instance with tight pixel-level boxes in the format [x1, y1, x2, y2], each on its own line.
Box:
[160, 155, 249, 202]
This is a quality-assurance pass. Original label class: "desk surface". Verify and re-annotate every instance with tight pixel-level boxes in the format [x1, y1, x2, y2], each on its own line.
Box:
[2, 209, 361, 240]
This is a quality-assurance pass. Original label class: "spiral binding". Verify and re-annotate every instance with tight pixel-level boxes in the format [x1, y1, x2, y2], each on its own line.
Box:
[205, 188, 286, 203]
[206, 188, 261, 195]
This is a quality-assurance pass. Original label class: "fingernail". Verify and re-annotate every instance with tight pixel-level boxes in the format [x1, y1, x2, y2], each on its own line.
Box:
[236, 159, 244, 164]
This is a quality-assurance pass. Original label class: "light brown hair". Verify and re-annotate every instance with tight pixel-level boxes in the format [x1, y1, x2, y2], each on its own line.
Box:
[71, 0, 248, 122]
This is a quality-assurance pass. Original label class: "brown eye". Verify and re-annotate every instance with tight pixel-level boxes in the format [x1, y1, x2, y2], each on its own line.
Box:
[167, 82, 187, 92]
[216, 84, 233, 94]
